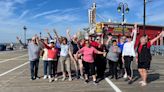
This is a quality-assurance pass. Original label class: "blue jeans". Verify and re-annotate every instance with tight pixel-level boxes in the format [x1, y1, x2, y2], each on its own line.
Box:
[30, 59, 39, 79]
[43, 60, 49, 75]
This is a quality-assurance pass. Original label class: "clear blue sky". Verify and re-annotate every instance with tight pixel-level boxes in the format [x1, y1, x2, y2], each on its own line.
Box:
[0, 0, 164, 43]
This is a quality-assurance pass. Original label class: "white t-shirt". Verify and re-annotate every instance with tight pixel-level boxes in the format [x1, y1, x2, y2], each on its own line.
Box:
[122, 42, 135, 57]
[122, 29, 137, 57]
[60, 44, 69, 57]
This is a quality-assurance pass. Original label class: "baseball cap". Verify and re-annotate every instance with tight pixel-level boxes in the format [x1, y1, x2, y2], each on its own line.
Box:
[50, 40, 55, 43]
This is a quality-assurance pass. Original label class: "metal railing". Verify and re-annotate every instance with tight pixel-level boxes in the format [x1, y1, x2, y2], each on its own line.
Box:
[150, 45, 164, 56]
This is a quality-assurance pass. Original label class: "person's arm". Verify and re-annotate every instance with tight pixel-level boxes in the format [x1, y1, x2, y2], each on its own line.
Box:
[34, 34, 40, 45]
[66, 28, 72, 41]
[42, 41, 51, 49]
[100, 34, 104, 44]
[150, 31, 164, 45]
[117, 47, 121, 53]
[105, 36, 112, 45]
[92, 47, 105, 55]
[53, 29, 61, 46]
[35, 36, 51, 49]
[131, 29, 134, 37]
[75, 47, 84, 60]
[45, 29, 53, 40]
[122, 44, 125, 64]
[68, 47, 74, 61]
[135, 52, 138, 64]
[16, 36, 25, 47]
[132, 24, 137, 45]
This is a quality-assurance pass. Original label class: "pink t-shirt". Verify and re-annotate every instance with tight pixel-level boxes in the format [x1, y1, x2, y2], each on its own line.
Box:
[78, 46, 98, 63]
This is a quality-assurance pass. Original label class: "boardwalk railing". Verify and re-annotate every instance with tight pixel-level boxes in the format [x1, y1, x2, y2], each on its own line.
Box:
[150, 45, 164, 56]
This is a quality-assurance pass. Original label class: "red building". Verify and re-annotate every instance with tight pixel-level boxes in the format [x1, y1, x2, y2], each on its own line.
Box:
[97, 22, 164, 46]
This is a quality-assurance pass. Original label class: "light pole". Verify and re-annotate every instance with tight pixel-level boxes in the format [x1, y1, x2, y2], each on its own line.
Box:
[23, 26, 27, 46]
[143, 0, 146, 35]
[117, 2, 129, 35]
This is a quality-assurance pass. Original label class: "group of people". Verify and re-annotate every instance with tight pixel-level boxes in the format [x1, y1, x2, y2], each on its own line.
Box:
[17, 24, 164, 86]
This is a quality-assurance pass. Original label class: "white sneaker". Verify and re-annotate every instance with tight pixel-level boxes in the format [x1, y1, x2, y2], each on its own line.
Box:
[43, 75, 47, 79]
[48, 75, 51, 79]
[68, 77, 72, 81]
[123, 73, 127, 79]
[80, 76, 84, 80]
[141, 82, 147, 86]
[49, 78, 53, 83]
[62, 77, 66, 81]
[54, 78, 58, 81]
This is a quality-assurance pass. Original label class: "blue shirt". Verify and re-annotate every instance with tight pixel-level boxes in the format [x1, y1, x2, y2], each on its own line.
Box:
[118, 42, 126, 53]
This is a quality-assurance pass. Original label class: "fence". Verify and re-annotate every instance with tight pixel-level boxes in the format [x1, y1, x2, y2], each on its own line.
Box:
[150, 45, 164, 56]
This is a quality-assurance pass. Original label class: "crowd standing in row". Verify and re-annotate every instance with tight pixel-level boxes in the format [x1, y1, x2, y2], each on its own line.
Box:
[17, 24, 164, 86]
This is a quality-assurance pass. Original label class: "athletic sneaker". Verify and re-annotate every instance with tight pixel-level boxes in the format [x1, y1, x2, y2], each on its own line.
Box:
[141, 82, 147, 86]
[35, 76, 40, 80]
[76, 72, 79, 79]
[48, 75, 51, 79]
[43, 75, 47, 79]
[80, 76, 84, 80]
[124, 78, 129, 81]
[85, 80, 89, 84]
[62, 77, 66, 81]
[93, 81, 98, 86]
[54, 78, 58, 81]
[31, 77, 35, 80]
[128, 80, 133, 84]
[68, 77, 72, 81]
[49, 78, 53, 83]
[123, 73, 127, 79]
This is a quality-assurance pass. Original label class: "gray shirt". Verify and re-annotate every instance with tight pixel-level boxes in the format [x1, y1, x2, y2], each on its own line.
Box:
[106, 46, 121, 62]
[28, 42, 41, 61]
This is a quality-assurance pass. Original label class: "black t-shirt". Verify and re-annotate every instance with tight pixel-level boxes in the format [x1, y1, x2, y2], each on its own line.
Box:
[71, 41, 79, 54]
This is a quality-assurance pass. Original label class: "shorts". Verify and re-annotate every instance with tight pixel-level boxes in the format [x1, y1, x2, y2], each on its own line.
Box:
[138, 61, 150, 69]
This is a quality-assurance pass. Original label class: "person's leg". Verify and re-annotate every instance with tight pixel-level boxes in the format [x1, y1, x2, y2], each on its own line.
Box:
[142, 69, 147, 85]
[34, 59, 39, 78]
[96, 56, 104, 78]
[110, 61, 114, 78]
[73, 54, 79, 78]
[138, 68, 144, 83]
[124, 56, 132, 80]
[83, 61, 89, 81]
[53, 61, 58, 77]
[102, 58, 107, 78]
[119, 54, 123, 70]
[65, 57, 72, 81]
[118, 53, 123, 77]
[123, 57, 127, 79]
[48, 61, 52, 78]
[113, 62, 118, 79]
[43, 61, 48, 76]
[108, 60, 113, 76]
[129, 56, 134, 80]
[90, 62, 96, 82]
[59, 57, 66, 80]
[78, 59, 84, 78]
[30, 61, 35, 80]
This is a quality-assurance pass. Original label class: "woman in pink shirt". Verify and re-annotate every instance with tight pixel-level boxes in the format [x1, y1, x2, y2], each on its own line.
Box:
[76, 40, 105, 85]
